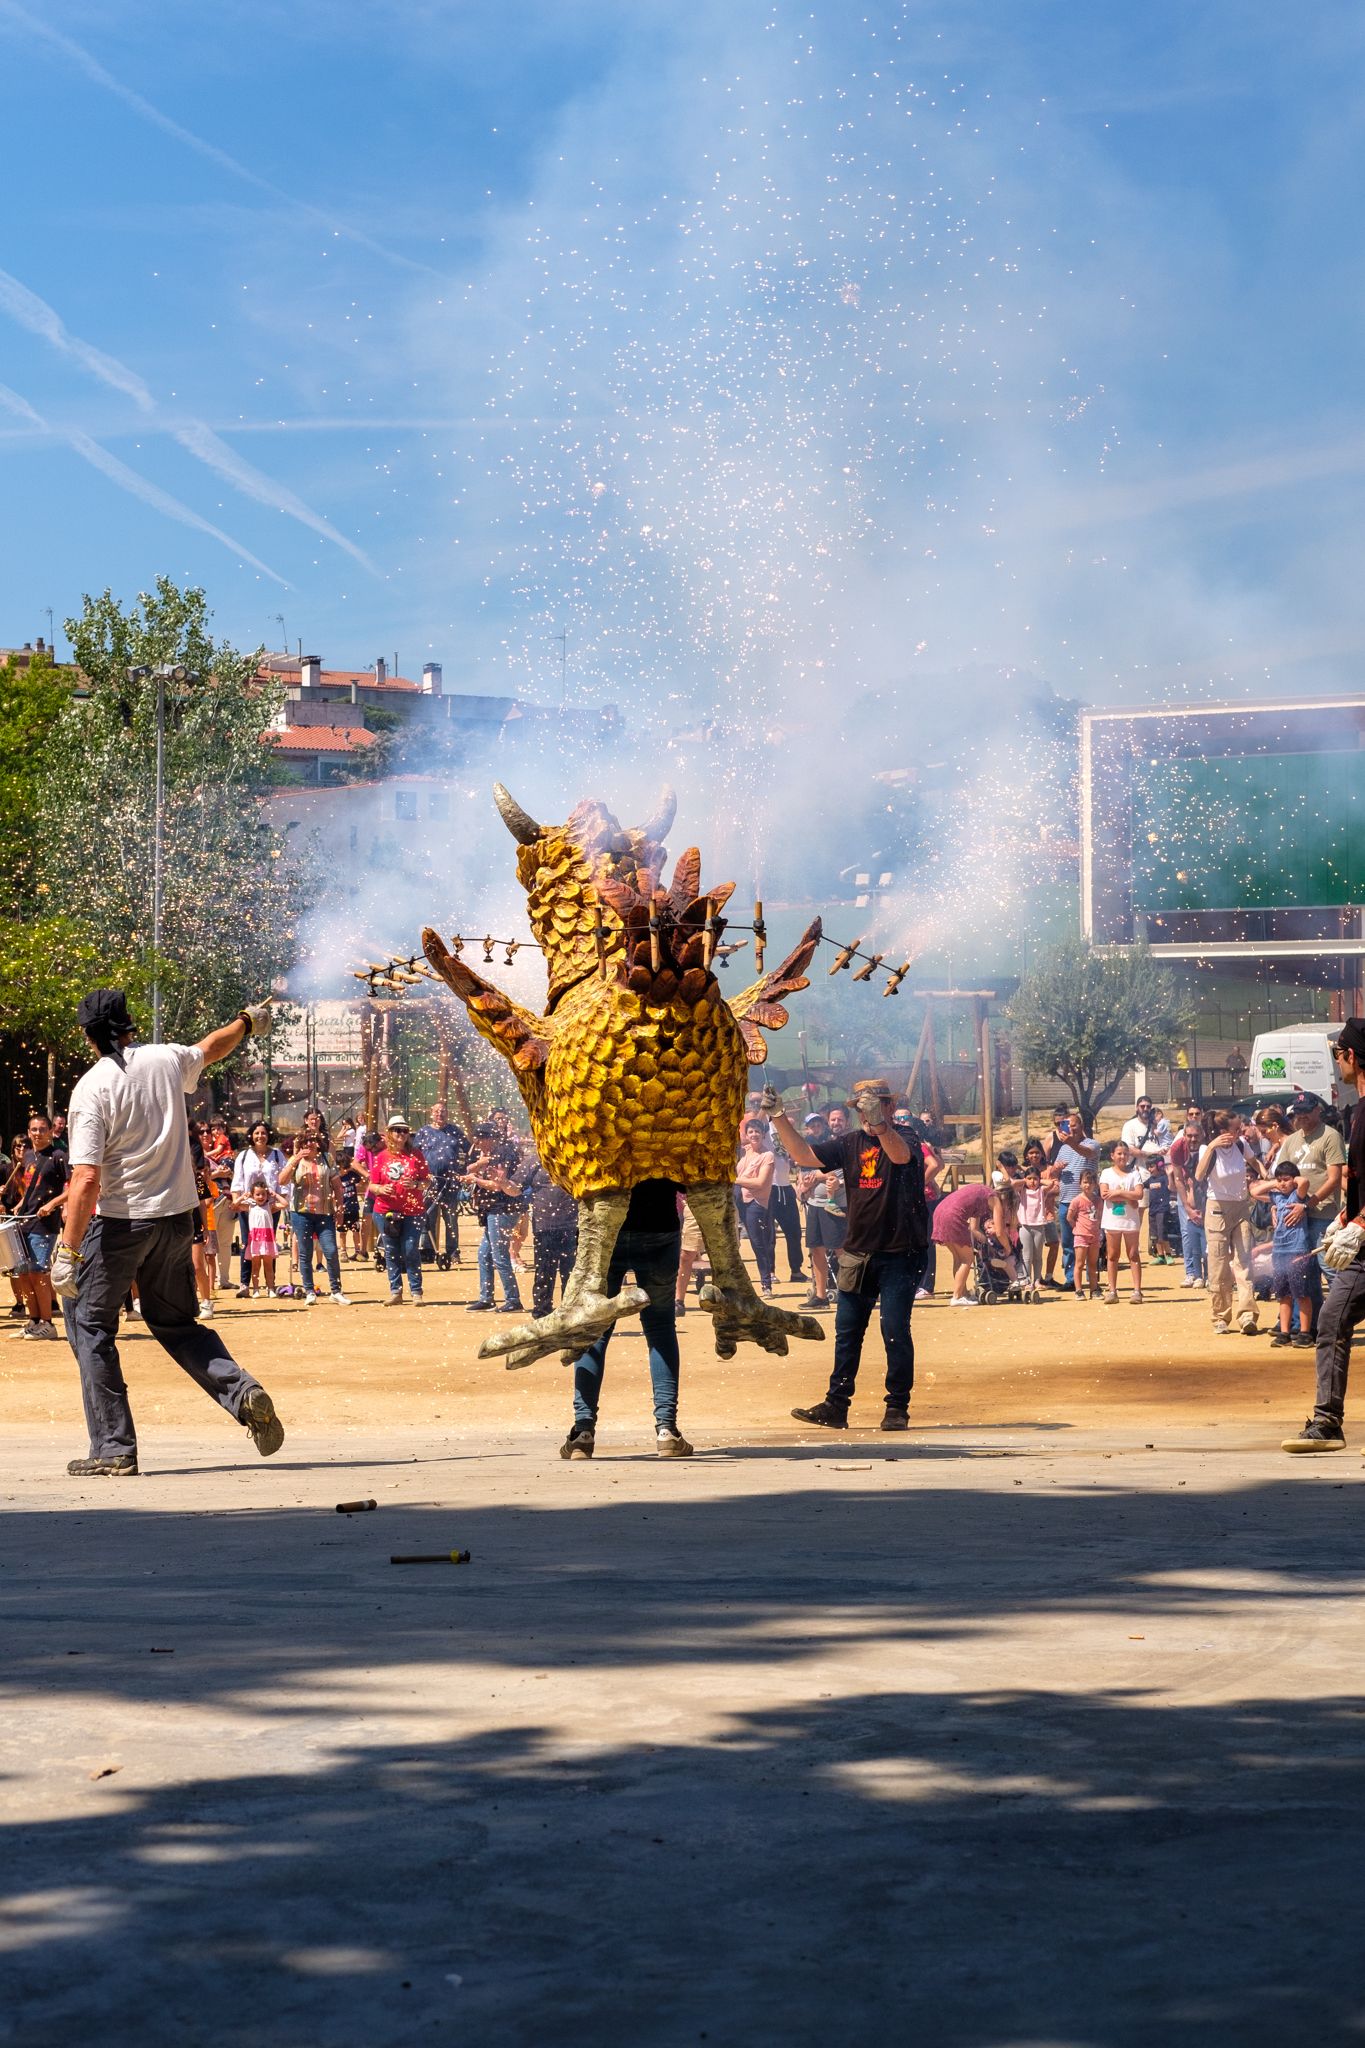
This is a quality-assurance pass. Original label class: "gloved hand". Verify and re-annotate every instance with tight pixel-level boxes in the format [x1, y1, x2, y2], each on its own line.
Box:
[758, 1082, 782, 1116]
[1320, 1220, 1364, 1272]
[50, 1243, 82, 1301]
[242, 1000, 273, 1037]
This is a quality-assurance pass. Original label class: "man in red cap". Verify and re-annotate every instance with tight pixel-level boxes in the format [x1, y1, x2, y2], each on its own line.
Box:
[1282, 1018, 1365, 1453]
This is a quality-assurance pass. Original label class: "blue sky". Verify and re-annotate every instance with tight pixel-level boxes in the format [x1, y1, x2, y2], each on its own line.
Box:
[3, 0, 1365, 713]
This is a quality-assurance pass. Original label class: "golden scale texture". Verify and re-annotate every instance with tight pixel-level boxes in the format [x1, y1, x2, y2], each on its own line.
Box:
[423, 794, 818, 1203]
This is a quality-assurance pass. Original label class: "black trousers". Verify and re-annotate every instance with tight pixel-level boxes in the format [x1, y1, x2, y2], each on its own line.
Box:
[63, 1212, 261, 1460]
[533, 1225, 578, 1318]
[770, 1185, 806, 1279]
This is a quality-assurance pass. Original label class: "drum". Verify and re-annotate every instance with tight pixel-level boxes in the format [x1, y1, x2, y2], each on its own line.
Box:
[0, 1216, 34, 1275]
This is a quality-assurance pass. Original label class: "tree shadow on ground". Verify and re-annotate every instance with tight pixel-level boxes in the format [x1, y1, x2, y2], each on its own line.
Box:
[4, 1476, 1363, 2047]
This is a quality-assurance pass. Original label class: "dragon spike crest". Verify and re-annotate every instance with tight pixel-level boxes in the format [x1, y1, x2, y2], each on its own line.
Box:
[638, 786, 676, 845]
[493, 782, 541, 845]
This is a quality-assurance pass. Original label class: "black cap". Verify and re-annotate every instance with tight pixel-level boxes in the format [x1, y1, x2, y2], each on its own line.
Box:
[474, 1121, 498, 1138]
[1336, 1018, 1365, 1062]
[77, 988, 134, 1038]
[1291, 1092, 1325, 1114]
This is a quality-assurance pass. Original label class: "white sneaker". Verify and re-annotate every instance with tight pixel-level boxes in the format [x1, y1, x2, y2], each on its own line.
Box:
[330, 1291, 351, 1305]
[657, 1425, 693, 1458]
[304, 1291, 317, 1306]
[915, 1287, 931, 1300]
[1212, 1319, 1232, 1335]
[1180, 1276, 1199, 1288]
[949, 1295, 975, 1308]
[198, 1299, 215, 1319]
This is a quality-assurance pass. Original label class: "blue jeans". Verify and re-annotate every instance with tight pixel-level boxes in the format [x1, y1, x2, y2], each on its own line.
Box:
[380, 1213, 423, 1298]
[293, 1212, 342, 1296]
[1059, 1208, 1076, 1287]
[1179, 1206, 1207, 1283]
[826, 1246, 926, 1413]
[477, 1211, 522, 1308]
[572, 1227, 681, 1429]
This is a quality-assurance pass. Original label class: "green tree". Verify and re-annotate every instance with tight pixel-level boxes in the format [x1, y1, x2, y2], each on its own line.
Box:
[1006, 939, 1194, 1128]
[36, 580, 316, 1045]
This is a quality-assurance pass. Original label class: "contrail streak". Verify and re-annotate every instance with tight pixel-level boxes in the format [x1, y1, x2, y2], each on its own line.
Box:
[0, 265, 378, 574]
[0, 0, 442, 279]
[0, 382, 289, 586]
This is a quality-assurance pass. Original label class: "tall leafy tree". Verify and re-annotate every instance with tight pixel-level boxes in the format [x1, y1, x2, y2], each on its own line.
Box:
[1006, 939, 1194, 1128]
[37, 580, 315, 1044]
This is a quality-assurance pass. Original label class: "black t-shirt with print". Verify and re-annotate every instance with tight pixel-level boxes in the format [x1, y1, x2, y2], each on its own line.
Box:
[15, 1144, 68, 1225]
[809, 1131, 927, 1256]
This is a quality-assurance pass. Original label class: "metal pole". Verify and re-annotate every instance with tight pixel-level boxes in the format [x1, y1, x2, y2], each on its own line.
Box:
[152, 671, 165, 1044]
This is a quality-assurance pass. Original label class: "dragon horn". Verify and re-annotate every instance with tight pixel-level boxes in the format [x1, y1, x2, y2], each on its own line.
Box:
[638, 785, 677, 843]
[492, 783, 541, 844]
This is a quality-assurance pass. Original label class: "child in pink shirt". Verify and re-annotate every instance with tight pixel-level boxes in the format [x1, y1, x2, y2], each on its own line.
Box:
[1067, 1169, 1103, 1299]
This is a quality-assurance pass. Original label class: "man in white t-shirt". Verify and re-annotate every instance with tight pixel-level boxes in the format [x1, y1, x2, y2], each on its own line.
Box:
[1120, 1097, 1173, 1157]
[1048, 1110, 1099, 1291]
[52, 988, 285, 1476]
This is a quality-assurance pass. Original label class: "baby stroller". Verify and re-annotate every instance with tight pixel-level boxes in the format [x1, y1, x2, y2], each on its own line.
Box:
[972, 1231, 1023, 1304]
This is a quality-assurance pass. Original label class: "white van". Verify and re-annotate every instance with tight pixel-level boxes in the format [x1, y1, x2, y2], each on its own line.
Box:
[1248, 1024, 1340, 1105]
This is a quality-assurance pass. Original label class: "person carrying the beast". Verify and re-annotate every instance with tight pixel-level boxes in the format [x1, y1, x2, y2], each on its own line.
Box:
[52, 989, 286, 1476]
[768, 1077, 929, 1432]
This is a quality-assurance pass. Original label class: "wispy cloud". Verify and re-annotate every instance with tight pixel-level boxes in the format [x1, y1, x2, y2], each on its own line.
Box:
[0, 0, 442, 279]
[0, 263, 379, 574]
[0, 381, 289, 586]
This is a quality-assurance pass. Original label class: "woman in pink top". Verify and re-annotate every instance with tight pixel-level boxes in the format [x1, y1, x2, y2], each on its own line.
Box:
[931, 1181, 995, 1305]
[735, 1116, 777, 1295]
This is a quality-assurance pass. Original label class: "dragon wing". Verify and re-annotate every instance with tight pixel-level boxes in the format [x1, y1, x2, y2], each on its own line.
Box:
[727, 916, 823, 1064]
[421, 927, 551, 1074]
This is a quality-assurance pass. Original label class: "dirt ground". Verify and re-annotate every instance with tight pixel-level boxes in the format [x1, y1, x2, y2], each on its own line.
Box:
[3, 1245, 1364, 2046]
[0, 1240, 1334, 1445]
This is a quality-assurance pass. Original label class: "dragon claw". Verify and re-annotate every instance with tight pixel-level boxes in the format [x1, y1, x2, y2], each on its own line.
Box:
[698, 1285, 826, 1359]
[478, 1285, 650, 1370]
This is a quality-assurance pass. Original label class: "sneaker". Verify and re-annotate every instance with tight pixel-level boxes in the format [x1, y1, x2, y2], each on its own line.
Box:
[35, 1321, 62, 1341]
[948, 1296, 975, 1308]
[1269, 1331, 1292, 1348]
[560, 1423, 595, 1460]
[1212, 1320, 1232, 1335]
[1040, 1277, 1062, 1290]
[915, 1287, 932, 1301]
[1281, 1417, 1346, 1454]
[410, 1295, 425, 1307]
[331, 1291, 351, 1306]
[1180, 1276, 1200, 1288]
[19, 1321, 44, 1338]
[790, 1400, 848, 1430]
[127, 1303, 142, 1319]
[384, 1293, 403, 1307]
[465, 1299, 495, 1312]
[304, 1291, 317, 1306]
[1239, 1315, 1260, 1337]
[1291, 1331, 1315, 1349]
[198, 1299, 215, 1319]
[789, 1270, 808, 1286]
[235, 1285, 250, 1299]
[1104, 1289, 1119, 1304]
[1131, 1290, 1143, 1305]
[497, 1302, 525, 1314]
[657, 1425, 693, 1458]
[67, 1453, 138, 1477]
[7, 1302, 26, 1318]
[240, 1387, 284, 1458]
[880, 1406, 909, 1432]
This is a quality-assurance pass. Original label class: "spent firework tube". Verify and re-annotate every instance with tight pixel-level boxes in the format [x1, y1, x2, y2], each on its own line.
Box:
[336, 1499, 377, 1514]
[390, 1551, 471, 1565]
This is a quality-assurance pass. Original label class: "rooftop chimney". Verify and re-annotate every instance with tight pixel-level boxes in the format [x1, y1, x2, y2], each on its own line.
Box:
[374, 656, 387, 685]
[300, 655, 321, 690]
[421, 661, 443, 698]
